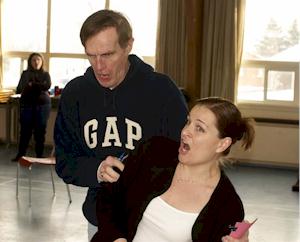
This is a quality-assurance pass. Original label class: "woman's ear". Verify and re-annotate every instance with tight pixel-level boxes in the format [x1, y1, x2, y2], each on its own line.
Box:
[216, 137, 232, 153]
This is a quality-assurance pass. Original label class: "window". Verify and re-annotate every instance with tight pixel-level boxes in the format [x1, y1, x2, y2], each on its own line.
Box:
[2, 57, 26, 88]
[238, 61, 298, 103]
[109, 0, 158, 59]
[1, 0, 158, 90]
[238, 0, 299, 118]
[50, 0, 104, 54]
[2, 0, 48, 52]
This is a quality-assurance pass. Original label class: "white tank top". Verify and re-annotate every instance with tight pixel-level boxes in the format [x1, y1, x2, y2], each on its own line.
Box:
[132, 196, 198, 242]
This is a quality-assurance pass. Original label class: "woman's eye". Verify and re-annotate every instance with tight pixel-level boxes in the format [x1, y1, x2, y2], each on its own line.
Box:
[196, 125, 204, 132]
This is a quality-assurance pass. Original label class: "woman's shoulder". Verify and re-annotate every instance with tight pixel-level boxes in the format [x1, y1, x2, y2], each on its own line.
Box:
[217, 171, 244, 214]
[20, 70, 30, 76]
[218, 171, 241, 196]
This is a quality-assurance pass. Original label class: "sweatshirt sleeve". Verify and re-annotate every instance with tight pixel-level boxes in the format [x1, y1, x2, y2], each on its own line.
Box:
[54, 85, 101, 188]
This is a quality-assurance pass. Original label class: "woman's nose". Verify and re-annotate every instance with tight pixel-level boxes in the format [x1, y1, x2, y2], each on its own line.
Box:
[181, 125, 191, 137]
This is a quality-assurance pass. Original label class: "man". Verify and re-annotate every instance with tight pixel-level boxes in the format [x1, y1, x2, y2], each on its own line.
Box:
[54, 9, 188, 240]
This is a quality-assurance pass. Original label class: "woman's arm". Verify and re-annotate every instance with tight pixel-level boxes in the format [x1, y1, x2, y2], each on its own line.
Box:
[92, 181, 127, 241]
[16, 71, 28, 94]
[93, 146, 142, 241]
[32, 72, 51, 91]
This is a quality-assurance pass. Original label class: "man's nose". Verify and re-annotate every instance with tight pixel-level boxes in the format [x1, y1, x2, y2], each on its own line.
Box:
[94, 56, 106, 70]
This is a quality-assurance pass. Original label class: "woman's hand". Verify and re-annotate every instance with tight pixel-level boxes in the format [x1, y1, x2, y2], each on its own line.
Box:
[113, 238, 127, 242]
[221, 230, 249, 242]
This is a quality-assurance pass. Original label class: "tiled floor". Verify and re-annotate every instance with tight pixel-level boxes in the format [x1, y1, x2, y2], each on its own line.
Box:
[0, 144, 299, 242]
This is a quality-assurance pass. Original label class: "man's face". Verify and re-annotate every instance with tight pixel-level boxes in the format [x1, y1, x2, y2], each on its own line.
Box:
[85, 27, 133, 89]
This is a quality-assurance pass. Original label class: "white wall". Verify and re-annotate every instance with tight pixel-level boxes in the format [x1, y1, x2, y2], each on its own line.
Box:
[44, 110, 56, 145]
[0, 107, 6, 140]
[230, 122, 299, 168]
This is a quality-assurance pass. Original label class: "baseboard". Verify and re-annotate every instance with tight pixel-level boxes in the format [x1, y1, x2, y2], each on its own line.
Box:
[234, 158, 299, 171]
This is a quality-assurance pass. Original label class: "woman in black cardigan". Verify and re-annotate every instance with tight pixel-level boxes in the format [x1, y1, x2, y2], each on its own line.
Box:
[93, 97, 255, 242]
[12, 52, 51, 161]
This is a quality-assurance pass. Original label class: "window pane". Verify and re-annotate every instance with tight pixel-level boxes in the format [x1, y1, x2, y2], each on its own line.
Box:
[50, 0, 105, 53]
[2, 58, 22, 88]
[267, 71, 295, 101]
[49, 58, 90, 88]
[110, 0, 158, 57]
[243, 0, 300, 61]
[1, 0, 47, 52]
[238, 67, 265, 101]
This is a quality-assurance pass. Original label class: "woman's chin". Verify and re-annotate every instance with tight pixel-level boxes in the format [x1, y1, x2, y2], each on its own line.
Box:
[178, 153, 188, 164]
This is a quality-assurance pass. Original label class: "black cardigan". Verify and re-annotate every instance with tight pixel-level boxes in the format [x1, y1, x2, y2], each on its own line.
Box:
[92, 136, 244, 242]
[16, 70, 51, 106]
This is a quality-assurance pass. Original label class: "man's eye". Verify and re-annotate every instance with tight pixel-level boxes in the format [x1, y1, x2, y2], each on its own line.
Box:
[87, 54, 97, 59]
[103, 53, 112, 57]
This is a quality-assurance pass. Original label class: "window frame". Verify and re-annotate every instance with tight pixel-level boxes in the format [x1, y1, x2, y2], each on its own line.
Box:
[0, 0, 157, 90]
[237, 60, 299, 120]
[238, 59, 299, 105]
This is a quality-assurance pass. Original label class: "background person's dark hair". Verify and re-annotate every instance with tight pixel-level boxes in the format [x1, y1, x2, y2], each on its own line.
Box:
[27, 52, 45, 72]
[80, 9, 132, 49]
[195, 97, 255, 155]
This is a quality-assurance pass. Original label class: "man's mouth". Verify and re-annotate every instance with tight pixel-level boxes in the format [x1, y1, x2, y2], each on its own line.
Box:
[97, 74, 110, 83]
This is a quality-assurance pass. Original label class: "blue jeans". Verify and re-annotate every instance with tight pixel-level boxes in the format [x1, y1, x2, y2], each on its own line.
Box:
[17, 104, 51, 158]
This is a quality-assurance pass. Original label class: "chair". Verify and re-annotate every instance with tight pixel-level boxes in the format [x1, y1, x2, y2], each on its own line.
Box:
[16, 155, 72, 206]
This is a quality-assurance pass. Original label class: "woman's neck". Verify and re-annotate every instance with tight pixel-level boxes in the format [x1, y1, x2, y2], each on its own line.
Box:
[174, 162, 220, 185]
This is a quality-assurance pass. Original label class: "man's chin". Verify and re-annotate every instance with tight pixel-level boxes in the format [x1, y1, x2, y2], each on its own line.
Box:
[97, 78, 113, 88]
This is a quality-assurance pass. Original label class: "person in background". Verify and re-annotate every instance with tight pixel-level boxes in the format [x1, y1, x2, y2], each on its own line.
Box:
[92, 97, 255, 242]
[12, 52, 51, 161]
[53, 9, 188, 240]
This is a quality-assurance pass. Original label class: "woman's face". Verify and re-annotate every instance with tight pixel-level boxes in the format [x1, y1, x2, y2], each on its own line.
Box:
[30, 55, 43, 70]
[178, 105, 229, 166]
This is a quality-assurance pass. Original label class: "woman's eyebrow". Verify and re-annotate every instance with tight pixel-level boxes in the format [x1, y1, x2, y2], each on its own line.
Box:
[195, 118, 208, 128]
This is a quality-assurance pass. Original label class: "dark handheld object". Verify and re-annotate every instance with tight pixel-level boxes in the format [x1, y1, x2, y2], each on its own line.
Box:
[113, 153, 128, 174]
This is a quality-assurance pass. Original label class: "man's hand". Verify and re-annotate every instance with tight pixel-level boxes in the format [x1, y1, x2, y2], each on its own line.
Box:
[97, 156, 125, 183]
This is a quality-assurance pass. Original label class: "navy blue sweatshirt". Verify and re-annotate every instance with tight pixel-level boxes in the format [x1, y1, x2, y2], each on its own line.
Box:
[54, 55, 188, 225]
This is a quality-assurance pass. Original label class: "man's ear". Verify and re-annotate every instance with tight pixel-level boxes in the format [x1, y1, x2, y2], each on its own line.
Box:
[126, 38, 134, 54]
[216, 137, 232, 153]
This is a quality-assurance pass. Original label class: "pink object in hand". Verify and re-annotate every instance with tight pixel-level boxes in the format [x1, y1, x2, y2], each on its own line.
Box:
[229, 219, 257, 239]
